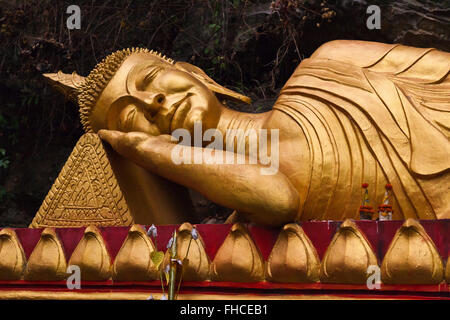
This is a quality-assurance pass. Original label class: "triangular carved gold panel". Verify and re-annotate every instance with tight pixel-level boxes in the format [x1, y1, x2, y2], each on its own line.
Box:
[30, 133, 133, 227]
[381, 219, 444, 284]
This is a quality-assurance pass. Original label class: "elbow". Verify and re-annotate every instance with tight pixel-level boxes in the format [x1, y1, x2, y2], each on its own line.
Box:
[257, 174, 300, 226]
[277, 181, 300, 223]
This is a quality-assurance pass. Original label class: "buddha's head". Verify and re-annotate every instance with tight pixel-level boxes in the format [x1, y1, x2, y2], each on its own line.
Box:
[45, 48, 251, 136]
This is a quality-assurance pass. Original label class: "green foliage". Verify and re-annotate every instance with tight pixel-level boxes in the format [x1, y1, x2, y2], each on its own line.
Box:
[150, 251, 164, 270]
[192, 0, 249, 92]
[0, 148, 9, 169]
[0, 1, 195, 214]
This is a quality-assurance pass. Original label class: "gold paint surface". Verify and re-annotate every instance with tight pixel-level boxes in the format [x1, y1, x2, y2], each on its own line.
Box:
[30, 133, 133, 228]
[381, 219, 444, 284]
[0, 229, 26, 280]
[105, 147, 196, 226]
[266, 223, 320, 283]
[112, 224, 159, 281]
[0, 291, 387, 300]
[162, 223, 210, 281]
[42, 41, 449, 225]
[43, 71, 84, 102]
[211, 223, 264, 282]
[24, 228, 67, 281]
[320, 219, 378, 284]
[68, 225, 111, 281]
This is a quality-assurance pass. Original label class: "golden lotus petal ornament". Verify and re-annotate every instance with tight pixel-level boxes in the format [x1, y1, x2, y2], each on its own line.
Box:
[0, 228, 26, 280]
[381, 219, 444, 284]
[68, 225, 111, 281]
[320, 219, 378, 284]
[266, 223, 320, 283]
[173, 222, 210, 281]
[210, 223, 264, 282]
[24, 228, 67, 280]
[162, 222, 210, 281]
[112, 224, 159, 281]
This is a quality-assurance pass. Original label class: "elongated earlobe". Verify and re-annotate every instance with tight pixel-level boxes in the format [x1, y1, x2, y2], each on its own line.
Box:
[175, 62, 252, 104]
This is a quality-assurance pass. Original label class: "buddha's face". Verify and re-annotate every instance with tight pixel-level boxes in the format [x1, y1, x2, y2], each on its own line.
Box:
[92, 53, 221, 136]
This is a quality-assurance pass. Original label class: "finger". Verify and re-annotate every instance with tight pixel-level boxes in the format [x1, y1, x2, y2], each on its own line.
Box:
[158, 134, 174, 143]
[99, 130, 153, 158]
[98, 130, 125, 151]
[125, 131, 151, 144]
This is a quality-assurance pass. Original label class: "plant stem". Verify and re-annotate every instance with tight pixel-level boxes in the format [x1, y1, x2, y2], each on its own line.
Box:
[168, 231, 177, 300]
[176, 267, 183, 300]
[159, 270, 165, 295]
[185, 236, 193, 260]
[176, 230, 195, 299]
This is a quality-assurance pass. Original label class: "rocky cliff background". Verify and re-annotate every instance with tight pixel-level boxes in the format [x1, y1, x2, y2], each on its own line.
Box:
[0, 0, 448, 227]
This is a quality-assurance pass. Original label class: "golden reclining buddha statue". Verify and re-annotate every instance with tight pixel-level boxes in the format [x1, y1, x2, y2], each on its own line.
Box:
[39, 40, 449, 227]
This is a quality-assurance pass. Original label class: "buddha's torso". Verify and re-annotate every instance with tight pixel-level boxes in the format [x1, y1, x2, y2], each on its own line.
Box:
[267, 40, 450, 221]
[270, 99, 397, 221]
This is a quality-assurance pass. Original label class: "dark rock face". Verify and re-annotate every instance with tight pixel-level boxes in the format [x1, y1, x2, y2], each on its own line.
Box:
[335, 0, 450, 50]
[0, 0, 448, 227]
[383, 0, 450, 49]
[172, 0, 449, 96]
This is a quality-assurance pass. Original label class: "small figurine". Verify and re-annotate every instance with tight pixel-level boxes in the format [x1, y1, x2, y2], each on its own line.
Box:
[378, 184, 393, 221]
[359, 183, 374, 220]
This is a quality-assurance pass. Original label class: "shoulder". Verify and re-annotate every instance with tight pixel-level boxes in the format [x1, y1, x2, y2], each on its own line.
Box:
[309, 40, 398, 67]
[309, 40, 450, 74]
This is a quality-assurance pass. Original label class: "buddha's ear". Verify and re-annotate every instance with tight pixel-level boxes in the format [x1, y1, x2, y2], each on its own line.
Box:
[174, 61, 251, 104]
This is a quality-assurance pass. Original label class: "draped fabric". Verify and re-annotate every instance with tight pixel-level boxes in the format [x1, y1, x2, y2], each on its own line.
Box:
[274, 40, 450, 220]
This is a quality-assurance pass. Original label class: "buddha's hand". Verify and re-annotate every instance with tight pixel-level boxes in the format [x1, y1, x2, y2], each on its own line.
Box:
[98, 130, 173, 167]
[98, 129, 300, 226]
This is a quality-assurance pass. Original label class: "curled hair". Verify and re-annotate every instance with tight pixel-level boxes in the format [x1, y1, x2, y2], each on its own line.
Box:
[77, 48, 174, 132]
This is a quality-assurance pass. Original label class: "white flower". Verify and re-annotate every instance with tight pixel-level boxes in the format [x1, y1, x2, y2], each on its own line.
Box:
[160, 294, 168, 300]
[171, 258, 182, 265]
[164, 264, 170, 274]
[147, 294, 154, 300]
[166, 237, 174, 249]
[147, 224, 157, 238]
[191, 227, 198, 240]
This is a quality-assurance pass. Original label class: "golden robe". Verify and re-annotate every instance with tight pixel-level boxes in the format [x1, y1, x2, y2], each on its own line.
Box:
[274, 40, 450, 220]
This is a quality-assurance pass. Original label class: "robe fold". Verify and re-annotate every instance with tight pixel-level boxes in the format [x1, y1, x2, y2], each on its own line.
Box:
[274, 40, 449, 220]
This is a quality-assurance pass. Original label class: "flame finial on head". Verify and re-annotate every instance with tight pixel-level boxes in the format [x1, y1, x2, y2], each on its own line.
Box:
[42, 71, 86, 101]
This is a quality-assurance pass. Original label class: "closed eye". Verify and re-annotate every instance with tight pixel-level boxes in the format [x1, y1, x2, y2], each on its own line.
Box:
[127, 62, 167, 93]
[141, 65, 164, 88]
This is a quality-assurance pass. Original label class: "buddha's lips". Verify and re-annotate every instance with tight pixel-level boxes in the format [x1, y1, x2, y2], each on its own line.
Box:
[168, 93, 192, 132]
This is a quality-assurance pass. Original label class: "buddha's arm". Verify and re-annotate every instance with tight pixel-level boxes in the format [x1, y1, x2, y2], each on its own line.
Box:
[99, 130, 299, 226]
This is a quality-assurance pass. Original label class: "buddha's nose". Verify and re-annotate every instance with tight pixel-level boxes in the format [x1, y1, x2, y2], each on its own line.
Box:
[139, 93, 166, 116]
